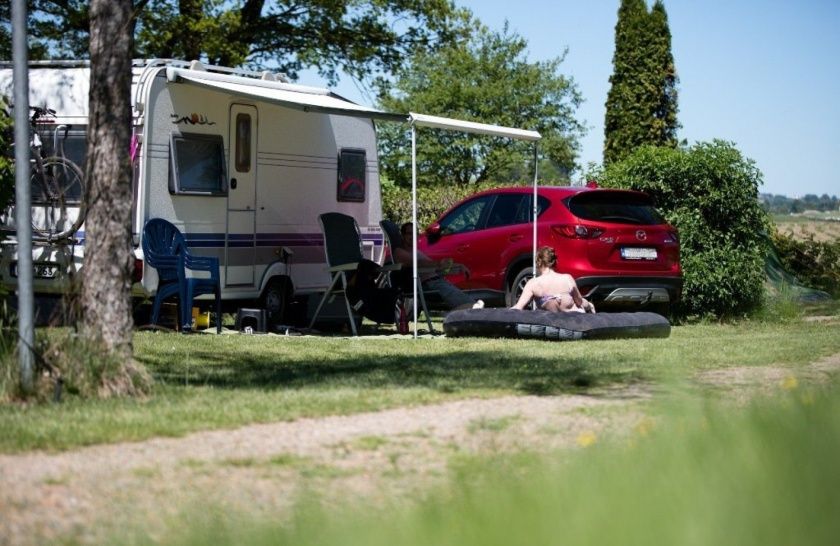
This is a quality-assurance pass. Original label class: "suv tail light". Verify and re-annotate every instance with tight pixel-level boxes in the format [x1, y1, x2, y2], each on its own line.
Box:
[552, 224, 605, 239]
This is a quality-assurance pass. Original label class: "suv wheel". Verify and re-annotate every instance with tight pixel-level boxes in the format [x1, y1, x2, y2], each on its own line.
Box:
[506, 267, 534, 308]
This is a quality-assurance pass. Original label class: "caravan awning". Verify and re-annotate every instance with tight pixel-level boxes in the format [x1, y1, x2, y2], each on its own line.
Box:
[166, 67, 407, 122]
[404, 113, 541, 337]
[409, 112, 541, 141]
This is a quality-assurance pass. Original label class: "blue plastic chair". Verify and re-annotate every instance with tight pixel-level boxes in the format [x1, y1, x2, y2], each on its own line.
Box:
[142, 218, 222, 333]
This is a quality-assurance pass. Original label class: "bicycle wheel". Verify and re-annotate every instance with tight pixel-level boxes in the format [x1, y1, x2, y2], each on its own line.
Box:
[30, 156, 86, 242]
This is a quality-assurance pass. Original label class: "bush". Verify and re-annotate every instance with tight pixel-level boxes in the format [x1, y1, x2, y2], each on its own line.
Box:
[0, 98, 15, 213]
[0, 300, 18, 400]
[771, 230, 840, 298]
[595, 141, 771, 318]
[381, 179, 524, 228]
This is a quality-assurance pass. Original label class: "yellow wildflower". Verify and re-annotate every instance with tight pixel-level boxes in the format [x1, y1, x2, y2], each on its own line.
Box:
[577, 431, 597, 447]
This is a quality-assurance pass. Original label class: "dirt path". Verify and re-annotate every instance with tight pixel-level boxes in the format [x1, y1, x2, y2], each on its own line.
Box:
[1, 353, 839, 546]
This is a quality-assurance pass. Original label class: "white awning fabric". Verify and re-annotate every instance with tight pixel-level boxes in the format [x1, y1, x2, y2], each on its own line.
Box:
[167, 67, 407, 122]
[410, 112, 542, 141]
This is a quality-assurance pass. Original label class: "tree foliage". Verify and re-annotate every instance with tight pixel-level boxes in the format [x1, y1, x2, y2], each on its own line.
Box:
[595, 141, 770, 318]
[0, 99, 13, 214]
[761, 193, 839, 214]
[2, 1, 465, 84]
[772, 230, 840, 299]
[0, 3, 9, 60]
[604, 0, 679, 165]
[376, 22, 584, 188]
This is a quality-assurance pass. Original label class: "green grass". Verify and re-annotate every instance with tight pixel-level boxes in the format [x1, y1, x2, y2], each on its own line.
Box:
[1, 318, 839, 453]
[125, 385, 840, 546]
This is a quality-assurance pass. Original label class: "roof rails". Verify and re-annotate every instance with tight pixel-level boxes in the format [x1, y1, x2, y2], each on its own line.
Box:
[0, 58, 290, 83]
[134, 59, 290, 83]
[130, 59, 292, 112]
[0, 59, 91, 69]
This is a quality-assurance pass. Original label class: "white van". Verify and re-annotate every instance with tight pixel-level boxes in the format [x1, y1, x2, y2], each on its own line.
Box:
[0, 59, 405, 325]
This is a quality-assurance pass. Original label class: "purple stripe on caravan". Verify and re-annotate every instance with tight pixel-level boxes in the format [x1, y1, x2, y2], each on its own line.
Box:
[183, 232, 384, 249]
[9, 231, 381, 248]
[256, 233, 323, 246]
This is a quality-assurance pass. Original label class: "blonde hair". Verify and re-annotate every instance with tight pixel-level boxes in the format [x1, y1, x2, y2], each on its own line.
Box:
[536, 246, 557, 270]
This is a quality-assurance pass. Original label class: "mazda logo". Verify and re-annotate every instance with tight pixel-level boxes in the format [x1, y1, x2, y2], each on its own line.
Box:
[636, 230, 647, 241]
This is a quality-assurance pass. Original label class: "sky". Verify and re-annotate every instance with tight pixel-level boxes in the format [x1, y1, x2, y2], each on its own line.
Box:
[304, 0, 839, 197]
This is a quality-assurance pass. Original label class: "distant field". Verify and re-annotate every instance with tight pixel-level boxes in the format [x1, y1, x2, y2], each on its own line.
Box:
[772, 211, 840, 242]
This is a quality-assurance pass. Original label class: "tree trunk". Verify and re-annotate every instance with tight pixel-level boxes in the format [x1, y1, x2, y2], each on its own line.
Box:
[82, 0, 134, 362]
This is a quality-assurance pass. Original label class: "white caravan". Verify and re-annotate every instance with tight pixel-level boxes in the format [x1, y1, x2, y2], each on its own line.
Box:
[0, 59, 405, 324]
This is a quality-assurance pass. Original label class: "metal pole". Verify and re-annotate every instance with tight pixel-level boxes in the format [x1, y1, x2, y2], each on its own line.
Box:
[531, 142, 539, 280]
[12, 0, 34, 393]
[410, 124, 418, 338]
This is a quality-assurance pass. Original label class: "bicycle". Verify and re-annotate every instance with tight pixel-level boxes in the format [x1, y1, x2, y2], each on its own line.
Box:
[28, 105, 86, 242]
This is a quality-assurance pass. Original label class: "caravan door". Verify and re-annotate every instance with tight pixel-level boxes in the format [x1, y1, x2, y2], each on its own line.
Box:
[225, 103, 257, 286]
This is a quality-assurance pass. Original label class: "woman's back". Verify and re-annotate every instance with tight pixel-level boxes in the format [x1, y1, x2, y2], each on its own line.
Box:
[531, 271, 579, 311]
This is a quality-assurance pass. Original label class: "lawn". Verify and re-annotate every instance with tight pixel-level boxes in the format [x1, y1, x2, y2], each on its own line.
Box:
[154, 387, 840, 546]
[2, 316, 839, 453]
[3, 313, 840, 546]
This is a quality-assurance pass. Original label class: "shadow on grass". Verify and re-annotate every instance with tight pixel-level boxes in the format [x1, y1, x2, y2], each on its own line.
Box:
[136, 346, 647, 397]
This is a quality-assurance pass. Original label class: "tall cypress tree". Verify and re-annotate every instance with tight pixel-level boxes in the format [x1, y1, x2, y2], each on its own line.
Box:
[604, 0, 648, 165]
[604, 0, 679, 164]
[649, 0, 679, 148]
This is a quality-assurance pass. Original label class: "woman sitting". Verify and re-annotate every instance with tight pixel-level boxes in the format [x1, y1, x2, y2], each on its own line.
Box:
[510, 246, 596, 313]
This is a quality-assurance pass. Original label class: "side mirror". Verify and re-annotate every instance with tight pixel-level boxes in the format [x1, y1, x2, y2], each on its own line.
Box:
[426, 223, 442, 243]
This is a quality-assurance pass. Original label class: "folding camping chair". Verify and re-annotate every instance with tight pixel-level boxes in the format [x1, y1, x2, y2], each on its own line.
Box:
[379, 220, 435, 333]
[309, 211, 401, 335]
[142, 218, 222, 333]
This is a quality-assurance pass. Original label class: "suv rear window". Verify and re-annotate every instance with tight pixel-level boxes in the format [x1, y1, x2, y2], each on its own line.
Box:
[567, 191, 666, 225]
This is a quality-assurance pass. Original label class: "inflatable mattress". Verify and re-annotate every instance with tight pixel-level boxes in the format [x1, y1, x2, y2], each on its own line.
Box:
[443, 309, 670, 341]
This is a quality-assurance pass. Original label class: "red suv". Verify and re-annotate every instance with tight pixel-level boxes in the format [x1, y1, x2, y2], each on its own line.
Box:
[418, 186, 682, 312]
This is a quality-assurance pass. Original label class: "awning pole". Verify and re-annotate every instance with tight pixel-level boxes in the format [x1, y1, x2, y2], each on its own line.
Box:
[411, 124, 418, 338]
[531, 142, 539, 290]
[12, 0, 34, 394]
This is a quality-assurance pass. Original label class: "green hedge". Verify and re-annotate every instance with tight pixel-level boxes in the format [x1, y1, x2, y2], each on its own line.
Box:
[772, 230, 840, 298]
[0, 100, 14, 213]
[595, 141, 771, 318]
[380, 180, 523, 229]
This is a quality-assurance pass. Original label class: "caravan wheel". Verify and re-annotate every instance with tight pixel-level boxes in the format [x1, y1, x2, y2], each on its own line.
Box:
[262, 276, 292, 325]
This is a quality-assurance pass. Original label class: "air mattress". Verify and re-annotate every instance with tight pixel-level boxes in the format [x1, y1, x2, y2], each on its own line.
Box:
[443, 309, 670, 341]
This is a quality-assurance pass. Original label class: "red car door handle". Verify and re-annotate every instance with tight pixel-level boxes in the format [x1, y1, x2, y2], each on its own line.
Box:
[509, 234, 524, 242]
[457, 245, 469, 253]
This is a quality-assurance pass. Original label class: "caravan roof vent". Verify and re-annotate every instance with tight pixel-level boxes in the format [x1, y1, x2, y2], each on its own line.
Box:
[260, 71, 291, 83]
[189, 60, 206, 71]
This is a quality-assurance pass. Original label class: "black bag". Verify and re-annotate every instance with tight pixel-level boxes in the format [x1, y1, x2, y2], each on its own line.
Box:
[346, 259, 401, 324]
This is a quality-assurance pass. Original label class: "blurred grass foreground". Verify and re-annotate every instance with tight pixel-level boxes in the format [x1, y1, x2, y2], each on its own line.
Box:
[155, 388, 840, 546]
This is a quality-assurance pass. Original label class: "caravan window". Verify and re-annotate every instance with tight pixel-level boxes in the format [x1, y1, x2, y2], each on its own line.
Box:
[337, 148, 366, 202]
[234, 114, 251, 172]
[169, 133, 227, 195]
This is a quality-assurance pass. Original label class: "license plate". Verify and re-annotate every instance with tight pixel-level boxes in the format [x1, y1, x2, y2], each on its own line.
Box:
[620, 247, 657, 260]
[12, 263, 59, 279]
